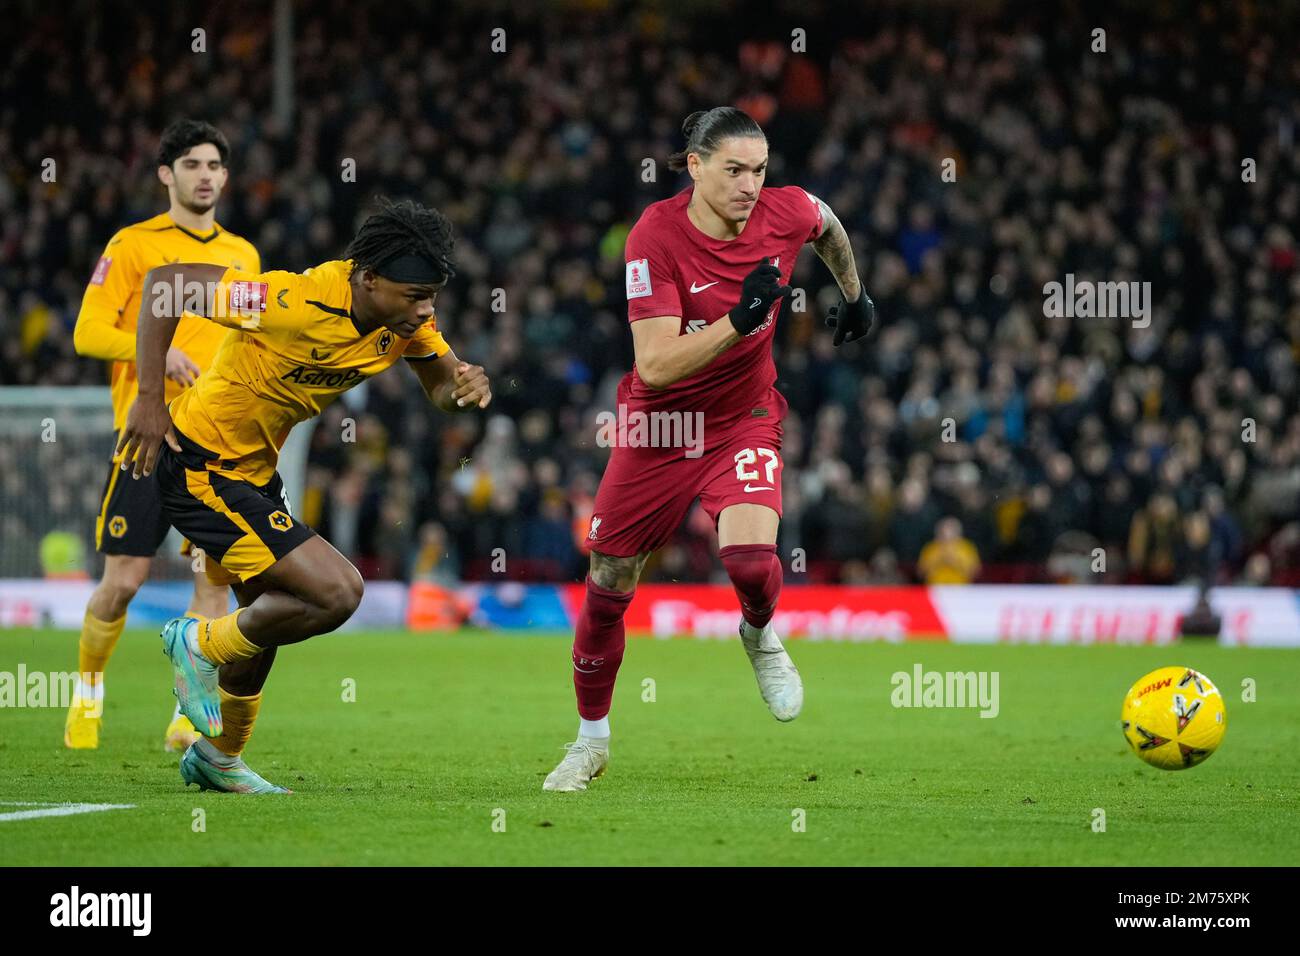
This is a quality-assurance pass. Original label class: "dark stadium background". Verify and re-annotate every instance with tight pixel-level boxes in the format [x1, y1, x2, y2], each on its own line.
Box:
[2, 0, 1297, 588]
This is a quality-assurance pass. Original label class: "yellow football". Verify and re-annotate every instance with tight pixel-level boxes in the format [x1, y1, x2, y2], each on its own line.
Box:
[1121, 666, 1227, 770]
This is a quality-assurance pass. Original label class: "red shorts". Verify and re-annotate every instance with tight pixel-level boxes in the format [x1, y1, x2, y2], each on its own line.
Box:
[587, 388, 787, 557]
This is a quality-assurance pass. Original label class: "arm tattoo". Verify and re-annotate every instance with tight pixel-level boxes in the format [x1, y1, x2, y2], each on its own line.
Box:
[810, 196, 862, 301]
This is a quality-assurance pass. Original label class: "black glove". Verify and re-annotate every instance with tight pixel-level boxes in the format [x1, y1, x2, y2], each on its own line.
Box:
[729, 257, 792, 336]
[825, 288, 876, 346]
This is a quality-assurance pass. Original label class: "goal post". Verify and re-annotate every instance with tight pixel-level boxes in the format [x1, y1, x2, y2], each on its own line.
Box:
[0, 386, 309, 580]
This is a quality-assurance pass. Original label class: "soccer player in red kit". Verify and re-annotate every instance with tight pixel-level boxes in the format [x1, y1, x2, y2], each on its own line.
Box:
[544, 107, 875, 790]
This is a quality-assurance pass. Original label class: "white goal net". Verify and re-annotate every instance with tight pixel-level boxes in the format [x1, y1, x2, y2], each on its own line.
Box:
[0, 386, 308, 580]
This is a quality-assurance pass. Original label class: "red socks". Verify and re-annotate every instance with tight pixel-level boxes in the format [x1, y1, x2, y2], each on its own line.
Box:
[572, 576, 635, 720]
[719, 543, 782, 629]
[570, 549, 779, 720]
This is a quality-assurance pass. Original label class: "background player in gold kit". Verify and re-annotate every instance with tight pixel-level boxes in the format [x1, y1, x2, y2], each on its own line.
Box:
[65, 120, 258, 752]
[116, 198, 491, 793]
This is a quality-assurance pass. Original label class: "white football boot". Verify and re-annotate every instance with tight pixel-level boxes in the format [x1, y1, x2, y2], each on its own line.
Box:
[542, 736, 610, 792]
[740, 619, 803, 721]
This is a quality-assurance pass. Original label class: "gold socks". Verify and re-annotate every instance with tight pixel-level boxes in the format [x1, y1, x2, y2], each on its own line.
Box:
[78, 609, 125, 683]
[196, 609, 262, 664]
[212, 688, 262, 757]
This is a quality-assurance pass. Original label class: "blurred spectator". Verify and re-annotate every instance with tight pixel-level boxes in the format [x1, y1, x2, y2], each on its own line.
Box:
[1237, 553, 1273, 587]
[866, 548, 906, 585]
[887, 478, 942, 566]
[411, 522, 460, 586]
[1128, 493, 1183, 584]
[917, 518, 981, 585]
[39, 530, 86, 579]
[1047, 530, 1102, 585]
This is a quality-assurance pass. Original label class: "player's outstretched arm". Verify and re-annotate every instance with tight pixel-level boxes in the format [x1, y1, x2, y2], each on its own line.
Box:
[410, 349, 492, 413]
[810, 195, 876, 346]
[117, 262, 227, 478]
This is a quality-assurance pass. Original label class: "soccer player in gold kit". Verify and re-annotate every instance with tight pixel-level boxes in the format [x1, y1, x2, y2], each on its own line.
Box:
[66, 120, 258, 751]
[116, 198, 491, 792]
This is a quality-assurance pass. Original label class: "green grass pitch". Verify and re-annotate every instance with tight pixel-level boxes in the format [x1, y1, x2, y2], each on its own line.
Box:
[1, 628, 1297, 865]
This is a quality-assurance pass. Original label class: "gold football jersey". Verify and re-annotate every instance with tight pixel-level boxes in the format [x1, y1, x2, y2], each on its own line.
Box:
[75, 213, 259, 431]
[168, 260, 449, 484]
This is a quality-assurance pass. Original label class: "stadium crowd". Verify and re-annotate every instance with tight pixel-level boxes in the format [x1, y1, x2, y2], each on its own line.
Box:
[2, 1, 1297, 585]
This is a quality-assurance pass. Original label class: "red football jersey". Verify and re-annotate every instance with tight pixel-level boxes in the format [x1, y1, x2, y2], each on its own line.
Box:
[622, 184, 823, 429]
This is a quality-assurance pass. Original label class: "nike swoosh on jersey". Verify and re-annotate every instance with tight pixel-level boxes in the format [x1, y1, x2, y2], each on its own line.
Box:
[690, 281, 719, 293]
[743, 484, 775, 493]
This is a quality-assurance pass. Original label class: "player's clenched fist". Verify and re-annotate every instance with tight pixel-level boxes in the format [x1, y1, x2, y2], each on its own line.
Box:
[728, 257, 792, 336]
[450, 362, 492, 409]
[116, 397, 182, 479]
[825, 288, 876, 346]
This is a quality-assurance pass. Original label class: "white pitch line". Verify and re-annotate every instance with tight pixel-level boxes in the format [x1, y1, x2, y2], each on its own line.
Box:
[0, 801, 135, 822]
